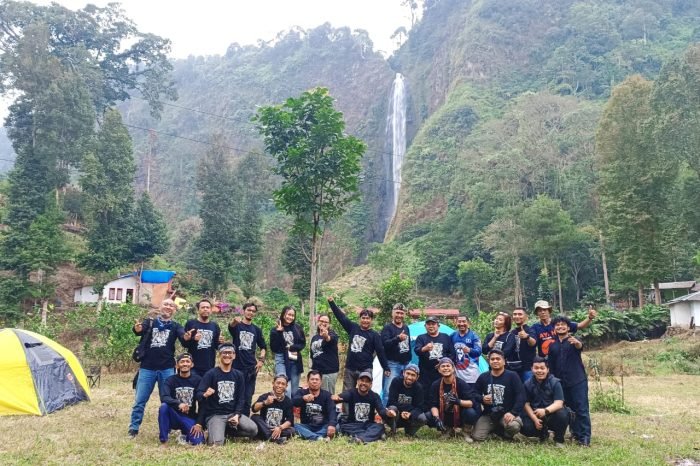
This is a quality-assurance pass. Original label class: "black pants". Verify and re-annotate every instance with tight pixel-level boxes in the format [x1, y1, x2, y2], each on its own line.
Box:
[339, 421, 385, 443]
[250, 415, 294, 441]
[521, 409, 568, 442]
[240, 366, 258, 416]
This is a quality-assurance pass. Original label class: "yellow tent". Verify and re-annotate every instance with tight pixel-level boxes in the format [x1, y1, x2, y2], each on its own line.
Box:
[0, 328, 90, 415]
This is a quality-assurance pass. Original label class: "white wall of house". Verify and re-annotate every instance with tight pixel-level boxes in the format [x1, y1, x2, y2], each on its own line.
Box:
[669, 301, 700, 328]
[102, 276, 139, 303]
[74, 286, 100, 303]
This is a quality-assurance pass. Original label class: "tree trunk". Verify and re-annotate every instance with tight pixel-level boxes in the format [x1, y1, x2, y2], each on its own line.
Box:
[474, 291, 481, 314]
[308, 225, 319, 338]
[556, 258, 563, 313]
[600, 231, 611, 304]
[41, 298, 49, 326]
[638, 284, 645, 308]
[653, 280, 661, 306]
[514, 257, 522, 307]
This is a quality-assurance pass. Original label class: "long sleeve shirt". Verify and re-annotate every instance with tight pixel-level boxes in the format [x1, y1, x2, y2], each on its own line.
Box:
[253, 392, 294, 427]
[196, 367, 246, 423]
[548, 337, 587, 387]
[134, 318, 186, 370]
[388, 377, 424, 419]
[161, 373, 202, 419]
[531, 321, 578, 357]
[269, 323, 306, 372]
[483, 331, 517, 364]
[183, 319, 221, 373]
[310, 331, 340, 375]
[414, 332, 455, 385]
[474, 369, 525, 417]
[337, 388, 387, 423]
[292, 388, 338, 427]
[228, 321, 266, 370]
[381, 322, 412, 364]
[329, 300, 389, 371]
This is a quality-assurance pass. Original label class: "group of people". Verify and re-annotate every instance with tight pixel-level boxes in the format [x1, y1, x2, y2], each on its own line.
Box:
[127, 296, 597, 447]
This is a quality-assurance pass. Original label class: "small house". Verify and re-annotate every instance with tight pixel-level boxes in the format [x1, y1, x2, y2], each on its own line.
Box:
[666, 291, 700, 329]
[73, 270, 176, 307]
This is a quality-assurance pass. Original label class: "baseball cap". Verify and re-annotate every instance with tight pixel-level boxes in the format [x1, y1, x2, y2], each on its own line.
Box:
[435, 357, 455, 368]
[404, 363, 420, 375]
[534, 300, 552, 310]
[358, 371, 373, 381]
[425, 316, 439, 324]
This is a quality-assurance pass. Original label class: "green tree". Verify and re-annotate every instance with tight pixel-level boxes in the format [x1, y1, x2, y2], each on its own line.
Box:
[482, 211, 527, 307]
[128, 192, 169, 264]
[255, 87, 366, 330]
[457, 257, 497, 314]
[596, 75, 678, 306]
[369, 272, 416, 326]
[80, 109, 135, 272]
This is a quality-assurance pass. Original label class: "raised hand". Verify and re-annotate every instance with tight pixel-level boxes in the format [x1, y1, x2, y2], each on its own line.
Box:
[203, 387, 215, 398]
[194, 330, 202, 342]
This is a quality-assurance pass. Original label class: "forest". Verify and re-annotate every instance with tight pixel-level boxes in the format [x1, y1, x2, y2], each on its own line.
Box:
[1, 0, 700, 326]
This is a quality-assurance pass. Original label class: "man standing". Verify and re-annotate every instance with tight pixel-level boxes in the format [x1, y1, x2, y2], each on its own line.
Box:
[310, 314, 340, 394]
[428, 358, 480, 441]
[185, 299, 225, 377]
[129, 299, 190, 438]
[158, 353, 204, 446]
[293, 370, 337, 441]
[251, 375, 295, 444]
[414, 316, 454, 393]
[197, 343, 258, 445]
[472, 349, 525, 442]
[510, 307, 537, 382]
[332, 372, 388, 444]
[327, 297, 390, 392]
[547, 315, 591, 446]
[531, 300, 596, 357]
[386, 364, 426, 437]
[381, 303, 412, 405]
[451, 315, 482, 385]
[228, 302, 267, 415]
[522, 356, 568, 445]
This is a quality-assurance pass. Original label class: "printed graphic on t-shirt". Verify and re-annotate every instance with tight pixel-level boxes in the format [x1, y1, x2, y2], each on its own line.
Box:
[150, 328, 170, 348]
[197, 329, 214, 349]
[397, 393, 413, 405]
[239, 331, 255, 351]
[217, 381, 236, 403]
[494, 340, 504, 351]
[350, 335, 367, 353]
[488, 384, 505, 406]
[398, 338, 410, 353]
[283, 331, 294, 346]
[429, 342, 444, 360]
[175, 386, 194, 407]
[455, 344, 466, 362]
[305, 402, 322, 416]
[354, 402, 371, 422]
[311, 339, 323, 358]
[266, 407, 283, 427]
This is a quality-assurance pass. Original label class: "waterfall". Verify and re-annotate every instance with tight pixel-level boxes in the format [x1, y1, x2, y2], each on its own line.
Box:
[386, 73, 407, 228]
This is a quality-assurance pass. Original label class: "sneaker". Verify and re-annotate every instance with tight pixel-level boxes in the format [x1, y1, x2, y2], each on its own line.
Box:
[275, 437, 288, 445]
[353, 436, 365, 445]
[176, 434, 188, 446]
[577, 437, 591, 447]
[462, 427, 474, 443]
[128, 429, 138, 439]
[440, 428, 455, 439]
[512, 433, 528, 443]
[316, 436, 330, 442]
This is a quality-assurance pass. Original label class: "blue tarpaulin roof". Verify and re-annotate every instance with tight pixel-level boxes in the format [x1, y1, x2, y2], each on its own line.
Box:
[140, 270, 176, 284]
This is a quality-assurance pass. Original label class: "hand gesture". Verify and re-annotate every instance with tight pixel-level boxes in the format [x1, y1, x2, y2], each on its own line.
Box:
[423, 342, 434, 353]
[398, 331, 407, 342]
[178, 403, 189, 414]
[302, 393, 315, 402]
[230, 316, 241, 327]
[326, 296, 334, 303]
[331, 394, 342, 403]
[265, 394, 276, 406]
[327, 425, 336, 438]
[190, 423, 204, 438]
[134, 319, 143, 333]
[319, 327, 329, 339]
[567, 336, 581, 347]
[228, 414, 239, 426]
[194, 330, 202, 342]
[218, 334, 226, 344]
[276, 319, 283, 332]
[588, 307, 597, 320]
[400, 411, 411, 420]
[183, 328, 196, 341]
[482, 394, 493, 405]
[386, 408, 397, 418]
[518, 328, 529, 340]
[533, 418, 543, 430]
[203, 387, 215, 398]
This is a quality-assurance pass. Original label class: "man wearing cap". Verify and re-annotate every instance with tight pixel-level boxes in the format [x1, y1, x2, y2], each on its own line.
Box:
[385, 364, 426, 437]
[332, 371, 388, 444]
[129, 299, 191, 438]
[428, 358, 480, 441]
[251, 374, 295, 444]
[414, 316, 454, 393]
[381, 303, 412, 406]
[184, 299, 225, 377]
[293, 370, 338, 441]
[531, 300, 596, 357]
[451, 315, 482, 385]
[510, 307, 537, 382]
[158, 353, 204, 446]
[327, 297, 390, 393]
[472, 349, 525, 442]
[196, 343, 258, 445]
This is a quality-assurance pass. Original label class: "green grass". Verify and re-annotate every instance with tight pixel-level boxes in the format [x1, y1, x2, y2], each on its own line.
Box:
[1, 367, 699, 465]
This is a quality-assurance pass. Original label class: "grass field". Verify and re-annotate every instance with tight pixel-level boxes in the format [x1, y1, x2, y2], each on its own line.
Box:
[1, 339, 699, 465]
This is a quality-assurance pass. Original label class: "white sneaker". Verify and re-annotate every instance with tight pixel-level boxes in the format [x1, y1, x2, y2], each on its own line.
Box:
[176, 434, 188, 446]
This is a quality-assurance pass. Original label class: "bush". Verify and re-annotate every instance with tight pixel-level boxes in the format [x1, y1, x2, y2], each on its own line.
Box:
[590, 387, 631, 414]
[569, 305, 670, 347]
[83, 303, 146, 371]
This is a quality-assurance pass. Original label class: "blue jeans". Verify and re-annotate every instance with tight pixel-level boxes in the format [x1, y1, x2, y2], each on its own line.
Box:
[294, 423, 329, 440]
[563, 380, 591, 443]
[286, 365, 301, 398]
[274, 353, 286, 377]
[129, 367, 175, 432]
[382, 361, 406, 406]
[158, 404, 204, 445]
[519, 370, 533, 383]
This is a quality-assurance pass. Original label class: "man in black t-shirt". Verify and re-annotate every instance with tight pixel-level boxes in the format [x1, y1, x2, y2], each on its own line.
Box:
[158, 353, 204, 445]
[385, 364, 427, 437]
[428, 358, 480, 442]
[381, 303, 411, 406]
[251, 375, 295, 444]
[185, 299, 225, 377]
[332, 371, 387, 444]
[228, 302, 267, 415]
[293, 370, 337, 441]
[414, 316, 455, 393]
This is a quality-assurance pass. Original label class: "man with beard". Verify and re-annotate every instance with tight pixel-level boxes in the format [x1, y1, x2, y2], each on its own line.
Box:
[547, 315, 591, 446]
[197, 343, 258, 445]
[522, 356, 568, 445]
[228, 302, 267, 415]
[158, 353, 204, 446]
[310, 314, 340, 394]
[129, 299, 191, 438]
[251, 375, 295, 444]
[332, 372, 388, 444]
[510, 307, 537, 382]
[327, 296, 390, 392]
[414, 316, 454, 393]
[381, 303, 412, 405]
[531, 300, 596, 357]
[472, 349, 525, 442]
[451, 315, 482, 385]
[293, 370, 337, 441]
[185, 299, 225, 377]
[428, 358, 480, 442]
[385, 364, 426, 437]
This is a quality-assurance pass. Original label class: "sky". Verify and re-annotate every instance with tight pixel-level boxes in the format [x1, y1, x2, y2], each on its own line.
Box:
[0, 0, 414, 122]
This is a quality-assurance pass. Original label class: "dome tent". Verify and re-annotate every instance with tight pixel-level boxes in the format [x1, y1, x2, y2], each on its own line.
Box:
[0, 328, 90, 415]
